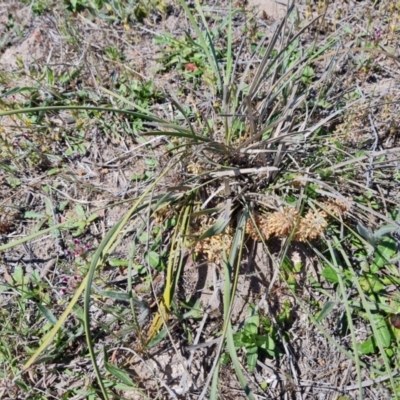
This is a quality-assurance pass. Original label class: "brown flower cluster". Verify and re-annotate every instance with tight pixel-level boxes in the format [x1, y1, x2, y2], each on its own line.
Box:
[268, 207, 299, 237]
[246, 207, 301, 241]
[192, 199, 352, 262]
[246, 213, 271, 240]
[194, 232, 233, 263]
[153, 204, 175, 224]
[246, 200, 351, 242]
[192, 218, 233, 264]
[294, 210, 328, 242]
[187, 161, 205, 175]
[324, 198, 352, 217]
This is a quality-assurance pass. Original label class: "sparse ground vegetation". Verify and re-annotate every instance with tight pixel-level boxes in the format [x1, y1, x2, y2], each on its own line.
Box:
[0, 0, 400, 399]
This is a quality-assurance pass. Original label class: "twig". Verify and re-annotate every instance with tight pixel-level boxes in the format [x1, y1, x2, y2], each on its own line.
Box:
[344, 368, 400, 391]
[366, 111, 380, 188]
[210, 166, 278, 177]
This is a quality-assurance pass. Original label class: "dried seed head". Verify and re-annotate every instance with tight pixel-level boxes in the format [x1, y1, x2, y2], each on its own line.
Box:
[324, 198, 352, 217]
[268, 207, 299, 237]
[153, 204, 174, 224]
[194, 234, 233, 263]
[187, 162, 205, 175]
[295, 210, 328, 242]
[194, 222, 233, 264]
[246, 213, 270, 240]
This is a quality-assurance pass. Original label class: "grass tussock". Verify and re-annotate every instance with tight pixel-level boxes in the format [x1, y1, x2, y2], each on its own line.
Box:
[0, 0, 400, 399]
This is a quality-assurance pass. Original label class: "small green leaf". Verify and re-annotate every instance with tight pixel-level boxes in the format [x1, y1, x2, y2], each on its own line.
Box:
[233, 333, 244, 348]
[242, 333, 253, 345]
[147, 328, 167, 348]
[181, 299, 202, 319]
[359, 274, 384, 293]
[247, 352, 258, 372]
[197, 214, 230, 241]
[343, 26, 354, 35]
[75, 204, 85, 218]
[6, 177, 21, 189]
[357, 222, 375, 245]
[14, 380, 29, 392]
[372, 237, 397, 270]
[87, 213, 98, 223]
[145, 158, 158, 168]
[41, 322, 53, 333]
[317, 99, 332, 109]
[244, 322, 258, 335]
[359, 337, 377, 355]
[145, 251, 164, 270]
[373, 314, 391, 348]
[47, 168, 60, 176]
[13, 265, 26, 284]
[374, 224, 399, 239]
[301, 66, 314, 83]
[130, 173, 147, 181]
[24, 211, 46, 219]
[105, 363, 136, 387]
[45, 199, 53, 216]
[321, 266, 339, 283]
[37, 303, 57, 325]
[95, 289, 130, 302]
[256, 335, 275, 351]
[58, 201, 69, 211]
[0, 86, 36, 98]
[139, 232, 150, 244]
[260, 382, 268, 390]
[315, 301, 336, 323]
[73, 304, 85, 321]
[220, 353, 230, 366]
[109, 259, 129, 267]
[386, 348, 394, 357]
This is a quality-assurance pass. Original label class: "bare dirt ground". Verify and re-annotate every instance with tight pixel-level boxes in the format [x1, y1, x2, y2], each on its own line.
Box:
[1, 0, 400, 399]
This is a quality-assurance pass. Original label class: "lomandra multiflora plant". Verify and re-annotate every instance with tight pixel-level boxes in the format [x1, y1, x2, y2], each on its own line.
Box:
[245, 198, 352, 242]
[191, 198, 351, 264]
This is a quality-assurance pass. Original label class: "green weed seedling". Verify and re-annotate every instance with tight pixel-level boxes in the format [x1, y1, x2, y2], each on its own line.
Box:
[97, 0, 167, 26]
[154, 32, 220, 85]
[281, 255, 303, 291]
[64, 0, 98, 14]
[19, 0, 52, 15]
[120, 80, 160, 109]
[66, 204, 99, 237]
[233, 305, 276, 372]
[6, 176, 21, 189]
[172, 299, 202, 344]
[139, 221, 168, 272]
[351, 224, 400, 359]
[105, 46, 125, 62]
[357, 313, 392, 357]
[64, 130, 88, 156]
[0, 265, 50, 305]
[23, 198, 66, 235]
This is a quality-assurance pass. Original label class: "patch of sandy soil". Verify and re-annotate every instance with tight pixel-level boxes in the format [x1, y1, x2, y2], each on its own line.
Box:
[247, 0, 290, 19]
[0, 27, 46, 71]
[0, 4, 47, 137]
